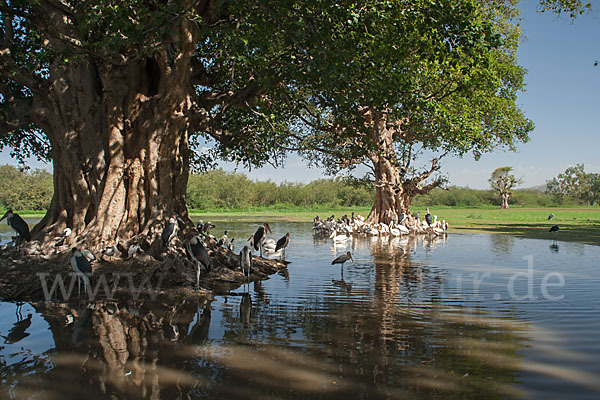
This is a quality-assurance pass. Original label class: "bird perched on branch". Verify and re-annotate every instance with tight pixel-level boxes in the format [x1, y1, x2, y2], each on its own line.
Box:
[275, 232, 290, 260]
[162, 215, 179, 248]
[0, 209, 31, 243]
[252, 223, 272, 257]
[217, 231, 228, 247]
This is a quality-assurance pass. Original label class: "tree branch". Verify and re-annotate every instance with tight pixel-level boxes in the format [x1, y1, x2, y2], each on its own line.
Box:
[0, 91, 34, 135]
[0, 48, 47, 92]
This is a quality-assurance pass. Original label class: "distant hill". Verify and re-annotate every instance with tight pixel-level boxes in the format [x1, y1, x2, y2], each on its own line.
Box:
[520, 184, 547, 192]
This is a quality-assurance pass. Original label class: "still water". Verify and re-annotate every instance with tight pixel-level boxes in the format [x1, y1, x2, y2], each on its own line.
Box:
[1, 221, 599, 399]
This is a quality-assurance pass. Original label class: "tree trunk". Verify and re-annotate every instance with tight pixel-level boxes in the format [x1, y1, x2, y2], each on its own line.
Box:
[365, 111, 408, 225]
[367, 154, 409, 225]
[30, 23, 198, 249]
[501, 192, 510, 209]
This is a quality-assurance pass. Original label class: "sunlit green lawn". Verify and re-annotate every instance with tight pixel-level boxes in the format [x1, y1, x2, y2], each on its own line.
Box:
[189, 206, 600, 245]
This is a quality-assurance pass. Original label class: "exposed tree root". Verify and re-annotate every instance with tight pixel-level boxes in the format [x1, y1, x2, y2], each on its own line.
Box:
[0, 235, 288, 302]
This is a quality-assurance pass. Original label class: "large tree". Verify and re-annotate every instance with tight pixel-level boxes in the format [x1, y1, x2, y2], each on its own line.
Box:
[546, 164, 600, 205]
[278, 0, 534, 224]
[0, 0, 375, 248]
[489, 166, 521, 209]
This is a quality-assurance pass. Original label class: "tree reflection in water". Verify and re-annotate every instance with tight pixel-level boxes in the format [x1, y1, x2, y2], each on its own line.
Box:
[3, 234, 526, 399]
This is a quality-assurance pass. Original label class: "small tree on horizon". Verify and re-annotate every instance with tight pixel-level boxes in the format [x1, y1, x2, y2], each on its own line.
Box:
[489, 167, 521, 209]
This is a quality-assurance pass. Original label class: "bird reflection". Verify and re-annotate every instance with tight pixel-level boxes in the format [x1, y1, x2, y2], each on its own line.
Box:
[332, 262, 352, 293]
[71, 306, 92, 347]
[253, 280, 269, 304]
[240, 293, 252, 327]
[187, 305, 211, 345]
[2, 313, 32, 344]
[549, 243, 559, 253]
[164, 319, 180, 341]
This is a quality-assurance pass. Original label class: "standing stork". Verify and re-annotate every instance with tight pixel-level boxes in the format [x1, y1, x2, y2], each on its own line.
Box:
[162, 215, 179, 248]
[275, 233, 290, 260]
[549, 224, 559, 243]
[547, 213, 555, 220]
[186, 234, 211, 288]
[332, 251, 353, 268]
[253, 223, 272, 257]
[0, 209, 31, 243]
[70, 248, 93, 297]
[425, 208, 433, 227]
[239, 245, 252, 286]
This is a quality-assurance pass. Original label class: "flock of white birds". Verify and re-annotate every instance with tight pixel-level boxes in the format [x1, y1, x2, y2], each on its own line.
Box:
[312, 208, 449, 244]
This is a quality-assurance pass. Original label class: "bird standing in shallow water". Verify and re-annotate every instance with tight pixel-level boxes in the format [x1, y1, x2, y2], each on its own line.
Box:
[239, 245, 252, 286]
[549, 224, 559, 243]
[0, 209, 31, 243]
[425, 208, 433, 227]
[275, 232, 290, 260]
[332, 251, 353, 268]
[186, 234, 211, 288]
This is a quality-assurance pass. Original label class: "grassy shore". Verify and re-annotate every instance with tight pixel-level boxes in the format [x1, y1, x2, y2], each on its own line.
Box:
[14, 206, 599, 245]
[189, 206, 600, 245]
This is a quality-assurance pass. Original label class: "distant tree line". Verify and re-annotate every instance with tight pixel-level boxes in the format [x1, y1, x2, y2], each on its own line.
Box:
[0, 165, 593, 212]
[0, 165, 53, 210]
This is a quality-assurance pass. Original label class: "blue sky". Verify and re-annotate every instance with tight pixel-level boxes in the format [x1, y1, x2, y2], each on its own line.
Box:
[2, 2, 599, 189]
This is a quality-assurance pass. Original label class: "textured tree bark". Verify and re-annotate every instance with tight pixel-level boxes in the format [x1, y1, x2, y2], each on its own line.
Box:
[365, 111, 408, 225]
[364, 110, 443, 225]
[367, 153, 408, 225]
[30, 22, 198, 248]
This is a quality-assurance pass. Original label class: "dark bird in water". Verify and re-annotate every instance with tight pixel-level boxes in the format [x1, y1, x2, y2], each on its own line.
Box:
[253, 223, 272, 257]
[70, 247, 93, 296]
[186, 234, 211, 288]
[331, 251, 353, 268]
[549, 224, 560, 244]
[1, 313, 32, 344]
[548, 213, 555, 220]
[275, 232, 290, 259]
[425, 208, 433, 226]
[240, 245, 252, 285]
[217, 231, 228, 247]
[162, 215, 179, 247]
[0, 209, 31, 242]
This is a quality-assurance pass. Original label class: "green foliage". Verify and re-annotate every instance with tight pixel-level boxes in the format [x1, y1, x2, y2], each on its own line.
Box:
[0, 164, 53, 210]
[0, 164, 576, 211]
[291, 0, 533, 176]
[546, 164, 600, 205]
[538, 0, 592, 18]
